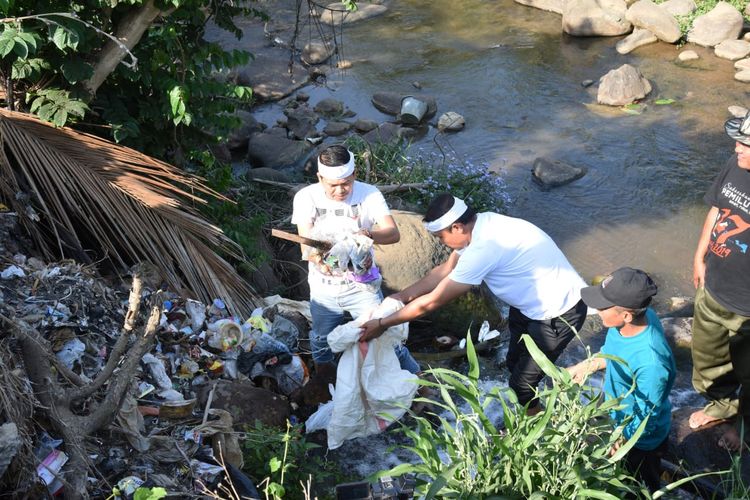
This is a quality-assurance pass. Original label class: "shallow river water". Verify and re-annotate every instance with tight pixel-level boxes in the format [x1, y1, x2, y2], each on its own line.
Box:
[275, 0, 750, 302]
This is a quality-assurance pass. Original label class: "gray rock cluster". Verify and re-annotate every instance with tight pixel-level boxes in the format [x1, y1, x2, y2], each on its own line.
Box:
[517, 0, 750, 95]
[225, 90, 466, 177]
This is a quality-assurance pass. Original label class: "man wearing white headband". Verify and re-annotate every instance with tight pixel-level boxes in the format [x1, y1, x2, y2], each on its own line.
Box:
[361, 193, 587, 414]
[292, 145, 419, 388]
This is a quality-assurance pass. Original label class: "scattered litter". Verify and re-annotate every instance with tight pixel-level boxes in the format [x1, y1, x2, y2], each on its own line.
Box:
[37, 449, 68, 496]
[115, 475, 144, 497]
[159, 398, 197, 419]
[1, 265, 25, 279]
[55, 338, 86, 369]
[478, 320, 501, 342]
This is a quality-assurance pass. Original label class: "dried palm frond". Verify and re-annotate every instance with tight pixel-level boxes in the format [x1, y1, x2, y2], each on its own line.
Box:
[0, 109, 259, 315]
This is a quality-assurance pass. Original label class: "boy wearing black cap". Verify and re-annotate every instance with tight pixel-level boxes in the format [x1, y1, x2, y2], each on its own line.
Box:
[567, 267, 675, 493]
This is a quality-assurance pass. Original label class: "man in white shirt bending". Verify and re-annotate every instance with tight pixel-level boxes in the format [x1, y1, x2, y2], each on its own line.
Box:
[292, 145, 420, 381]
[360, 193, 587, 414]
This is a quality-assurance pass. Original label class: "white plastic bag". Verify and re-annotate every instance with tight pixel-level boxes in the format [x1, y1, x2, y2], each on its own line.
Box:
[326, 298, 418, 449]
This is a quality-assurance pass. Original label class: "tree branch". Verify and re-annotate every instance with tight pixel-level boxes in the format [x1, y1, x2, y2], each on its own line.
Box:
[68, 272, 143, 401]
[83, 0, 174, 97]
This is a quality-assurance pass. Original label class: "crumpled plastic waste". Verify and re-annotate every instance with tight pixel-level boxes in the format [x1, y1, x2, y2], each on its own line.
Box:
[190, 459, 225, 483]
[55, 338, 86, 369]
[37, 449, 68, 495]
[325, 233, 374, 276]
[1, 265, 25, 279]
[478, 320, 501, 343]
[116, 393, 149, 452]
[250, 353, 308, 395]
[263, 295, 312, 323]
[305, 385, 335, 433]
[115, 475, 144, 497]
[185, 299, 206, 331]
[142, 353, 173, 390]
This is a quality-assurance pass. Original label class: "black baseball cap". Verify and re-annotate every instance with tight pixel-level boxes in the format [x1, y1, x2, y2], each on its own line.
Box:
[725, 110, 750, 146]
[581, 267, 657, 310]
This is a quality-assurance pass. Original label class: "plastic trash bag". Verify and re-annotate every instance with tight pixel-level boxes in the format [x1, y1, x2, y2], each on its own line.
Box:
[325, 298, 418, 449]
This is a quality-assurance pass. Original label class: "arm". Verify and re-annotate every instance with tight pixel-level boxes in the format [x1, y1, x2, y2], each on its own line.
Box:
[693, 206, 718, 289]
[297, 222, 331, 275]
[365, 214, 400, 245]
[360, 277, 472, 341]
[392, 251, 461, 303]
[566, 356, 606, 384]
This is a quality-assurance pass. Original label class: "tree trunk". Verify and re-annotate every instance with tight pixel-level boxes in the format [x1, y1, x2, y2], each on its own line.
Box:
[83, 0, 171, 97]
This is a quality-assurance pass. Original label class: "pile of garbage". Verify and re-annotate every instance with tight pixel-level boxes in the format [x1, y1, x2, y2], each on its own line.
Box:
[0, 246, 318, 497]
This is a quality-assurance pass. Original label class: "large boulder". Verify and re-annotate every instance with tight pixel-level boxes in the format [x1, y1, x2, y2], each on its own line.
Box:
[374, 210, 450, 293]
[197, 380, 290, 428]
[562, 0, 632, 37]
[597, 64, 652, 106]
[319, 2, 388, 25]
[687, 2, 743, 48]
[531, 157, 587, 189]
[660, 0, 696, 17]
[625, 0, 681, 43]
[616, 28, 659, 54]
[247, 132, 312, 169]
[514, 0, 564, 14]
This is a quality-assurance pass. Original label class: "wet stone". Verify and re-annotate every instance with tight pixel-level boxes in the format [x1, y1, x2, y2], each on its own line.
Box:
[531, 157, 587, 189]
[678, 50, 700, 61]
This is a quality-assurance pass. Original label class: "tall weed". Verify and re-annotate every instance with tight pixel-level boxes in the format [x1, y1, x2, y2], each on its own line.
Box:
[377, 334, 649, 498]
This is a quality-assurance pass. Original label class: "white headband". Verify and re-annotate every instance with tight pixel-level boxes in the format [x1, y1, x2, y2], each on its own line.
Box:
[424, 197, 468, 232]
[318, 151, 355, 179]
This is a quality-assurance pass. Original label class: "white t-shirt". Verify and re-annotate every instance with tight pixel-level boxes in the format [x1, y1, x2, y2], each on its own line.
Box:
[449, 212, 585, 320]
[291, 181, 390, 231]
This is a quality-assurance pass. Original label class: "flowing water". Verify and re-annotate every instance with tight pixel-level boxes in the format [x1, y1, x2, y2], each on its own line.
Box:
[248, 0, 745, 480]
[269, 0, 749, 301]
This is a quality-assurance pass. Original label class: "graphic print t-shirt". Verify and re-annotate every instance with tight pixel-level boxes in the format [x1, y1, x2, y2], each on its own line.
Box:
[704, 154, 750, 316]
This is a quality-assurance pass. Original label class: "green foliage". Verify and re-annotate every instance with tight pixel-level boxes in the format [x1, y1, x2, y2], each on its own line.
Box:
[27, 88, 89, 127]
[653, 0, 750, 36]
[376, 334, 650, 498]
[241, 420, 342, 499]
[133, 487, 167, 500]
[346, 137, 510, 214]
[0, 2, 259, 170]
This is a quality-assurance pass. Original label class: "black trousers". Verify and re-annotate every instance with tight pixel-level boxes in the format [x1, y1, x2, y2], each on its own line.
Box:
[624, 437, 668, 493]
[506, 299, 588, 407]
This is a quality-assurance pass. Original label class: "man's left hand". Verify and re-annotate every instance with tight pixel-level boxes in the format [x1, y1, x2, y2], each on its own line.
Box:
[360, 319, 387, 342]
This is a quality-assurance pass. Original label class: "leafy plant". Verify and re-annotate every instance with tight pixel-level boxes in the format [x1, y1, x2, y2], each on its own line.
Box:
[346, 137, 510, 213]
[241, 420, 342, 499]
[133, 487, 167, 500]
[376, 334, 650, 498]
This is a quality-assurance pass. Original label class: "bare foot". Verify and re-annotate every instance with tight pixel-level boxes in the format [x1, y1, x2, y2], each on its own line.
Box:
[689, 409, 728, 429]
[718, 425, 743, 453]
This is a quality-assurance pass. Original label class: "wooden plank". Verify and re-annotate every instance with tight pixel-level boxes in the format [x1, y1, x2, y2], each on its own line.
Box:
[271, 228, 331, 251]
